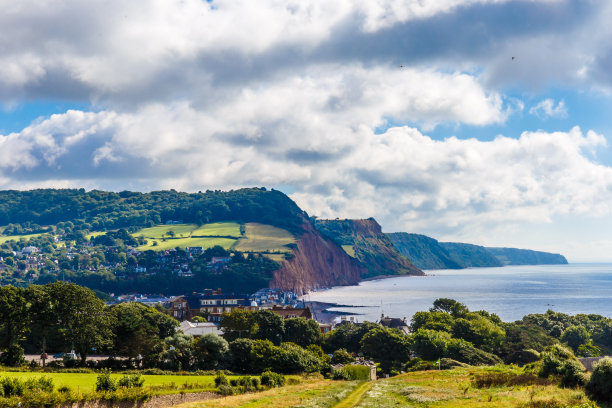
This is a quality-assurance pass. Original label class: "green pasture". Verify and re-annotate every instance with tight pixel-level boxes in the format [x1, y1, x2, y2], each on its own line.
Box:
[137, 237, 236, 251]
[134, 224, 199, 239]
[341, 245, 356, 258]
[0, 233, 47, 244]
[233, 223, 295, 253]
[85, 231, 106, 240]
[191, 222, 241, 237]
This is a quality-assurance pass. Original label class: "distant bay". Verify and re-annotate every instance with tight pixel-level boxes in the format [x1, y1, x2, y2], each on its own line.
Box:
[305, 264, 612, 323]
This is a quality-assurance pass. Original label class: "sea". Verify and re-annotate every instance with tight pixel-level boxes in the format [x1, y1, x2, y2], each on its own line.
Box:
[304, 263, 612, 323]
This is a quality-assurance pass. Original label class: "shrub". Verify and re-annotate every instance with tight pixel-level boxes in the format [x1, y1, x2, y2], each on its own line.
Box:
[0, 345, 25, 367]
[405, 358, 433, 372]
[229, 379, 238, 387]
[218, 384, 235, 396]
[214, 371, 229, 387]
[445, 338, 502, 366]
[559, 360, 586, 388]
[96, 369, 117, 392]
[251, 377, 260, 388]
[58, 385, 71, 393]
[472, 372, 553, 388]
[260, 371, 285, 388]
[586, 357, 612, 403]
[332, 369, 350, 380]
[24, 376, 54, 392]
[340, 365, 372, 380]
[117, 373, 144, 388]
[0, 377, 25, 397]
[538, 344, 578, 378]
[439, 358, 468, 370]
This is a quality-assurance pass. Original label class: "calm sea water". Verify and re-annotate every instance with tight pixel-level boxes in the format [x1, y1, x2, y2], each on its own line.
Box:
[305, 264, 612, 323]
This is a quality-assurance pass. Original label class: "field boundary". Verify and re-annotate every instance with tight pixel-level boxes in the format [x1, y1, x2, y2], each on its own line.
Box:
[63, 390, 220, 408]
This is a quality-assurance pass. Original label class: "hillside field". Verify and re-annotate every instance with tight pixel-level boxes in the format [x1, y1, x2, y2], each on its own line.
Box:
[233, 223, 296, 253]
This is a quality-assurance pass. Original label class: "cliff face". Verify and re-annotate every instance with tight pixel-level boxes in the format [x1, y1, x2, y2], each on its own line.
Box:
[270, 220, 363, 294]
[314, 218, 423, 279]
[439, 242, 503, 268]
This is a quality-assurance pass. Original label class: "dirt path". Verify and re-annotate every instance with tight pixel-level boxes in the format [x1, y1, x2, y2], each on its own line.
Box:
[332, 381, 374, 408]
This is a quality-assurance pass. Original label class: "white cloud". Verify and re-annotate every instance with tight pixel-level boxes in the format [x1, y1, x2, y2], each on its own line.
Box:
[529, 98, 568, 119]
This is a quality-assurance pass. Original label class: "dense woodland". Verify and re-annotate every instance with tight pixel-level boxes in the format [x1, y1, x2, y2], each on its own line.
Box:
[0, 188, 305, 234]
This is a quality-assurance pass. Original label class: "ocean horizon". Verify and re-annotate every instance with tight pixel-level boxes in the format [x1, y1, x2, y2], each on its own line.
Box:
[304, 263, 612, 323]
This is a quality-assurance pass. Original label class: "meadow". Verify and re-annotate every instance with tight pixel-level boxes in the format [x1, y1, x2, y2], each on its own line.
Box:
[233, 223, 296, 253]
[178, 367, 600, 408]
[0, 233, 46, 244]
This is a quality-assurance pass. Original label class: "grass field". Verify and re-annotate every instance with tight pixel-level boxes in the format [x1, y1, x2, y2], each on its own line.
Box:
[0, 371, 228, 393]
[0, 233, 47, 244]
[134, 224, 200, 239]
[233, 223, 296, 253]
[192, 222, 241, 238]
[137, 237, 237, 251]
[179, 378, 360, 408]
[85, 231, 106, 240]
[180, 367, 599, 408]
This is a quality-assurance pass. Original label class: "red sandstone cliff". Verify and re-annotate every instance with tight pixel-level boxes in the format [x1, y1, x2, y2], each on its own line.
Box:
[270, 220, 364, 294]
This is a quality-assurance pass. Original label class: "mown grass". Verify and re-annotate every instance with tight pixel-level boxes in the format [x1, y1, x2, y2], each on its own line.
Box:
[133, 224, 199, 239]
[137, 237, 237, 251]
[178, 379, 360, 408]
[0, 233, 47, 244]
[191, 222, 241, 238]
[0, 371, 226, 393]
[233, 223, 296, 253]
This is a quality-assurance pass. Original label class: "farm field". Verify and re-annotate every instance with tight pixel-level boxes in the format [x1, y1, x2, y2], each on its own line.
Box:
[192, 222, 241, 237]
[134, 224, 200, 239]
[0, 371, 230, 393]
[136, 237, 237, 251]
[233, 223, 296, 253]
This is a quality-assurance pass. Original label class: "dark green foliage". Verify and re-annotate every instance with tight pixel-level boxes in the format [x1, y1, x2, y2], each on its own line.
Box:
[331, 349, 355, 365]
[322, 321, 380, 353]
[559, 360, 586, 388]
[260, 371, 285, 387]
[360, 327, 411, 373]
[404, 358, 433, 372]
[96, 369, 117, 392]
[117, 374, 144, 388]
[560, 325, 591, 352]
[586, 357, 612, 403]
[0, 377, 25, 397]
[438, 358, 468, 369]
[472, 372, 553, 388]
[538, 344, 579, 379]
[214, 371, 229, 387]
[283, 318, 321, 347]
[410, 329, 451, 361]
[0, 188, 304, 234]
[331, 369, 350, 380]
[194, 334, 229, 370]
[410, 311, 454, 332]
[445, 338, 502, 366]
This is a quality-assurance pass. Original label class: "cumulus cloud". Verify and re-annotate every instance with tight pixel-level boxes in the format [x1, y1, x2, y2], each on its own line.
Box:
[529, 98, 568, 119]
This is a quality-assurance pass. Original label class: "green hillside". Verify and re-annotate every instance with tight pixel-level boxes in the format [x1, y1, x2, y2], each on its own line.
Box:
[487, 247, 569, 265]
[439, 242, 503, 268]
[387, 232, 463, 270]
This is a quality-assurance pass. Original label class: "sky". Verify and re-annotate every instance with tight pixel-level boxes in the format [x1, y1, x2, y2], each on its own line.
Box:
[1, 0, 612, 261]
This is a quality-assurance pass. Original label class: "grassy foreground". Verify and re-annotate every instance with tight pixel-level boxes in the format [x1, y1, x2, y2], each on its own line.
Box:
[178, 367, 599, 408]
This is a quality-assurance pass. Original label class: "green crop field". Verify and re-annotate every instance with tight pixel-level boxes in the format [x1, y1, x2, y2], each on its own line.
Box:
[342, 245, 356, 258]
[192, 222, 241, 238]
[137, 237, 236, 251]
[233, 223, 295, 253]
[0, 371, 228, 393]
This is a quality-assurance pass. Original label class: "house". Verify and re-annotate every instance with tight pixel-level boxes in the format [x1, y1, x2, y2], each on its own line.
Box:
[270, 305, 312, 319]
[168, 290, 258, 321]
[379, 315, 410, 335]
[179, 320, 222, 337]
[318, 322, 333, 334]
[134, 265, 147, 273]
[21, 246, 39, 255]
[185, 247, 204, 255]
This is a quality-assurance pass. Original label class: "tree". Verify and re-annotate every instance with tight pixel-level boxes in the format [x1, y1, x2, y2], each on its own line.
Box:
[284, 318, 321, 347]
[360, 327, 410, 373]
[561, 325, 591, 352]
[219, 309, 255, 342]
[586, 357, 612, 403]
[193, 334, 229, 369]
[110, 302, 178, 361]
[44, 282, 114, 365]
[26, 285, 55, 367]
[410, 311, 454, 333]
[0, 286, 29, 365]
[410, 329, 451, 361]
[162, 332, 195, 371]
[252, 310, 285, 345]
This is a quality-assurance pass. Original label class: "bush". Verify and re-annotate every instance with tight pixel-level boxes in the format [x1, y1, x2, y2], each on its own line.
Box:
[0, 377, 25, 397]
[260, 371, 285, 388]
[405, 358, 434, 372]
[332, 369, 350, 380]
[472, 372, 553, 388]
[559, 359, 586, 388]
[439, 358, 468, 370]
[218, 384, 235, 396]
[0, 345, 25, 367]
[214, 371, 229, 387]
[96, 369, 117, 392]
[117, 374, 144, 388]
[586, 357, 612, 403]
[538, 344, 578, 379]
[24, 376, 54, 392]
[57, 385, 71, 393]
[445, 338, 502, 366]
[339, 365, 372, 380]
